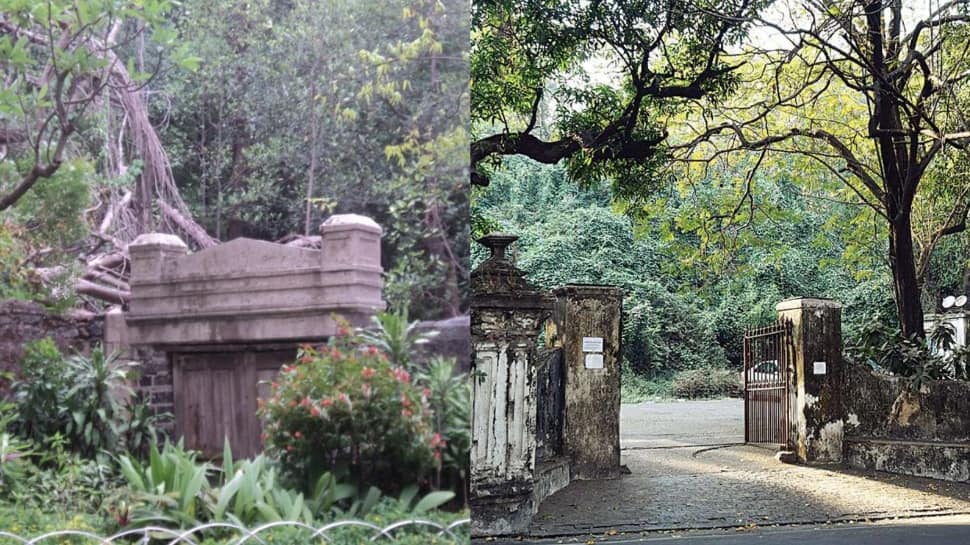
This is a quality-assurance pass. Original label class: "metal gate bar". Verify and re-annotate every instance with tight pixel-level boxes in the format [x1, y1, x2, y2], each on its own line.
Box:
[743, 319, 793, 448]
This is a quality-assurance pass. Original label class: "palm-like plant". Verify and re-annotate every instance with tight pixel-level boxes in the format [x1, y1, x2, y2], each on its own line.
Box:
[357, 306, 438, 372]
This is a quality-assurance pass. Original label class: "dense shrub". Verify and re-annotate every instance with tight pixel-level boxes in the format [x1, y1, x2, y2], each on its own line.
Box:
[670, 368, 743, 399]
[10, 340, 162, 459]
[417, 357, 470, 500]
[258, 336, 440, 493]
[623, 281, 729, 377]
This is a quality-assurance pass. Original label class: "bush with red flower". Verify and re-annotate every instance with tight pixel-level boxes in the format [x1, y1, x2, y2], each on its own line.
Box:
[257, 333, 441, 493]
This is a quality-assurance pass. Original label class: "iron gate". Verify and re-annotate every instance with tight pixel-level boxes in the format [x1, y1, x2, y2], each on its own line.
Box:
[743, 319, 795, 448]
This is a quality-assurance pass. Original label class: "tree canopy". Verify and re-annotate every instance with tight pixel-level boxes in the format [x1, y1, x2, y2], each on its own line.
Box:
[472, 0, 970, 340]
[1, 0, 469, 319]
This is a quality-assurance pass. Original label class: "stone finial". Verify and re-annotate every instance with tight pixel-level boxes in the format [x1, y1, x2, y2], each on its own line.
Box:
[478, 233, 518, 262]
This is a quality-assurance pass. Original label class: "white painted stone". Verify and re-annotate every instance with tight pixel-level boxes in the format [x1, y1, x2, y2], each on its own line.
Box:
[129, 233, 188, 248]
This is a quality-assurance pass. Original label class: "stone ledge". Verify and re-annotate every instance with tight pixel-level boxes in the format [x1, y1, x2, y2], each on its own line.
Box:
[845, 436, 970, 482]
[776, 297, 842, 311]
[535, 457, 571, 507]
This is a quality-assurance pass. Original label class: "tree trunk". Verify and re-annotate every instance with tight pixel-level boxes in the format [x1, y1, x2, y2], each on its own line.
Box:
[889, 211, 925, 338]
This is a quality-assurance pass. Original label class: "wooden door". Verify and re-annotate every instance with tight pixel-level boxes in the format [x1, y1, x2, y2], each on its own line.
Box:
[173, 349, 294, 459]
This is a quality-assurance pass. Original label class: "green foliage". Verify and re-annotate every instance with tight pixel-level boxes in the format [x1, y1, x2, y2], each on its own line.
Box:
[0, 404, 32, 500]
[115, 439, 458, 531]
[670, 368, 743, 400]
[358, 308, 438, 373]
[472, 0, 768, 191]
[10, 340, 163, 459]
[7, 158, 91, 250]
[258, 337, 438, 494]
[416, 357, 470, 501]
[158, 0, 468, 320]
[0, 505, 108, 541]
[847, 319, 970, 389]
[118, 442, 243, 525]
[473, 156, 903, 395]
[620, 367, 673, 403]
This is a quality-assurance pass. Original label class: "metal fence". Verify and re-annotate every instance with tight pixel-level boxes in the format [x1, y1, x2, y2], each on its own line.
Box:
[0, 519, 471, 544]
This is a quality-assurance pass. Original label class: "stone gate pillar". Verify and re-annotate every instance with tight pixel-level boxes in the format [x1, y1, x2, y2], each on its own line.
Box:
[776, 298, 844, 463]
[470, 234, 553, 536]
[552, 284, 623, 480]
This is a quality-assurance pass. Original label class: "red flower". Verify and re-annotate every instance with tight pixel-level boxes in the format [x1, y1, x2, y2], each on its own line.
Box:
[310, 406, 320, 417]
[402, 408, 413, 418]
[322, 398, 334, 407]
[294, 431, 302, 439]
[287, 445, 294, 452]
[300, 397, 311, 408]
[392, 368, 411, 384]
[361, 367, 375, 379]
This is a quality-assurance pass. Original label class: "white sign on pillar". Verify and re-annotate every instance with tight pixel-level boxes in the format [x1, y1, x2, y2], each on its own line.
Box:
[585, 353, 604, 369]
[582, 337, 604, 352]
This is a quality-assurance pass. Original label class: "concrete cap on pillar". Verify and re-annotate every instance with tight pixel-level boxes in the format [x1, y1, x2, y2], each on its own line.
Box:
[320, 214, 382, 235]
[776, 297, 842, 312]
[129, 233, 188, 250]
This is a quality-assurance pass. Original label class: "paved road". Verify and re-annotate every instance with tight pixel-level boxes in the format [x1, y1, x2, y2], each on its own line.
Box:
[485, 514, 970, 545]
[528, 399, 970, 537]
[620, 399, 743, 448]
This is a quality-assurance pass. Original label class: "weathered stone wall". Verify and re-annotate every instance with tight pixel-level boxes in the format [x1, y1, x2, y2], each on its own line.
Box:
[844, 362, 970, 482]
[0, 299, 104, 385]
[553, 284, 623, 480]
[133, 345, 174, 427]
[535, 347, 564, 462]
[844, 363, 970, 443]
[777, 298, 844, 464]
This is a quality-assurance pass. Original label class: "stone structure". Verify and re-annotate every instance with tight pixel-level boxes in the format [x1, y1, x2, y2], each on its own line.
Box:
[551, 285, 623, 480]
[776, 298, 844, 463]
[470, 233, 553, 536]
[113, 214, 385, 457]
[844, 363, 970, 482]
[0, 300, 104, 392]
[470, 234, 623, 536]
[125, 214, 383, 345]
[413, 315, 472, 372]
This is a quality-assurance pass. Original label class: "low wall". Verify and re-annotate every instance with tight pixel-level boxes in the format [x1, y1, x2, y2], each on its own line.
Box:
[413, 315, 471, 371]
[844, 362, 970, 482]
[0, 300, 104, 387]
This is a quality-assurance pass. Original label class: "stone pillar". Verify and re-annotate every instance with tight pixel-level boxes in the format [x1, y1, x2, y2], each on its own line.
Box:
[776, 298, 844, 463]
[470, 233, 553, 537]
[553, 284, 623, 480]
[320, 213, 383, 270]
